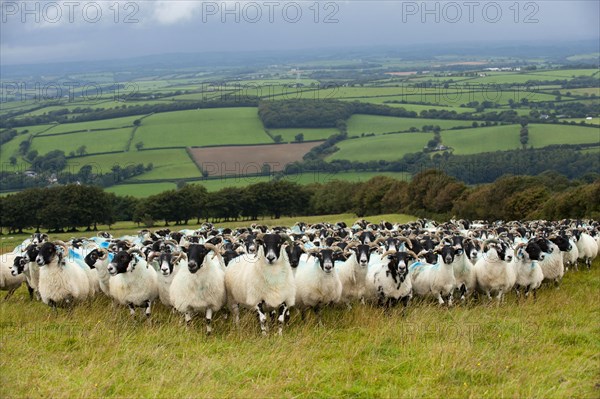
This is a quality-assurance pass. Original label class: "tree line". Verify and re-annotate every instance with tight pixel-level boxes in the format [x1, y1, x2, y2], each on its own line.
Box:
[2, 170, 598, 234]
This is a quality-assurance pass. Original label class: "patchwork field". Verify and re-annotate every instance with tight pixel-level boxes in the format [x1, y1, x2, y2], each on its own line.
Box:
[36, 115, 143, 135]
[135, 108, 270, 148]
[188, 142, 324, 176]
[67, 149, 201, 180]
[347, 114, 481, 136]
[527, 124, 600, 147]
[441, 125, 521, 155]
[31, 128, 132, 155]
[328, 133, 429, 162]
[105, 182, 178, 198]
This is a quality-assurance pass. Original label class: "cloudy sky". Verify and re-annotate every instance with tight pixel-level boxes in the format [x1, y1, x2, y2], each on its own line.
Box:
[1, 0, 598, 65]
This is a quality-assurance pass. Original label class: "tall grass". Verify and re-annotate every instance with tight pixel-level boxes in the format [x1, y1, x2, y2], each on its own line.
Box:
[1, 259, 598, 398]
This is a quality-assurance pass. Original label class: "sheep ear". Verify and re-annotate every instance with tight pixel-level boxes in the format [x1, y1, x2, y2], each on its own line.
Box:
[456, 248, 464, 255]
[517, 248, 524, 260]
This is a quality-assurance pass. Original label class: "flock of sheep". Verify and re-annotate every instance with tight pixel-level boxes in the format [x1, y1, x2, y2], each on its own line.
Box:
[1, 218, 598, 335]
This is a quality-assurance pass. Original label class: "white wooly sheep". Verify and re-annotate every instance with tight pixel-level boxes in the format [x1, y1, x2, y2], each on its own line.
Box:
[474, 239, 514, 302]
[225, 234, 295, 335]
[170, 244, 226, 333]
[1, 251, 27, 299]
[108, 248, 159, 317]
[452, 238, 478, 300]
[36, 242, 91, 308]
[149, 250, 185, 307]
[563, 236, 579, 271]
[538, 237, 570, 285]
[66, 247, 100, 296]
[82, 247, 112, 297]
[511, 242, 545, 299]
[294, 248, 343, 316]
[573, 229, 599, 269]
[366, 249, 415, 309]
[337, 241, 378, 305]
[409, 246, 456, 306]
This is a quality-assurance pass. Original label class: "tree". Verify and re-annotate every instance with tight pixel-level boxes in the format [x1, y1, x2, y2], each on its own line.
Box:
[76, 145, 87, 156]
[135, 141, 144, 151]
[133, 119, 141, 126]
[520, 126, 529, 149]
[273, 135, 283, 143]
[9, 156, 17, 166]
[294, 133, 304, 142]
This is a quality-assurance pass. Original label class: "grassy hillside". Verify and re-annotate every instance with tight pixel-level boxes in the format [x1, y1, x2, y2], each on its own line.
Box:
[347, 114, 480, 136]
[328, 133, 430, 162]
[37, 115, 142, 135]
[135, 108, 270, 148]
[31, 128, 132, 155]
[1, 250, 597, 398]
[67, 149, 201, 179]
[441, 125, 521, 155]
[527, 124, 600, 147]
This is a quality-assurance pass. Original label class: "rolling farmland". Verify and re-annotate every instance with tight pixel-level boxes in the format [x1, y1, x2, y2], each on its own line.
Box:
[135, 108, 270, 148]
[328, 133, 430, 162]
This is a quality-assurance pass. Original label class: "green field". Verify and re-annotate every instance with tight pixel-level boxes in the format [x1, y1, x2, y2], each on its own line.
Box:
[527, 124, 600, 147]
[441, 125, 521, 155]
[36, 115, 143, 135]
[31, 128, 132, 155]
[67, 149, 201, 179]
[268, 128, 339, 141]
[135, 108, 270, 148]
[105, 182, 178, 198]
[1, 247, 598, 398]
[328, 133, 430, 162]
[347, 114, 480, 136]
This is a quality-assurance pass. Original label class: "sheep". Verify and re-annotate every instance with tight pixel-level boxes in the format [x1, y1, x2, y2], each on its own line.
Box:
[170, 244, 225, 333]
[294, 247, 343, 321]
[571, 229, 598, 270]
[366, 249, 415, 310]
[562, 235, 579, 271]
[108, 248, 159, 318]
[36, 241, 91, 309]
[20, 244, 41, 300]
[83, 248, 112, 297]
[225, 233, 295, 335]
[512, 241, 545, 299]
[539, 236, 569, 286]
[473, 239, 514, 302]
[1, 252, 28, 300]
[66, 247, 100, 296]
[336, 241, 378, 305]
[149, 250, 185, 307]
[452, 238, 478, 300]
[409, 243, 457, 306]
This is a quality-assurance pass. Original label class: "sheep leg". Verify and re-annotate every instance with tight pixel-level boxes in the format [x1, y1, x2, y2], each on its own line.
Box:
[532, 288, 538, 301]
[436, 292, 445, 305]
[401, 296, 410, 318]
[184, 312, 193, 325]
[496, 290, 503, 303]
[49, 299, 58, 313]
[3, 287, 17, 301]
[26, 282, 34, 300]
[314, 304, 322, 326]
[232, 303, 240, 326]
[205, 308, 213, 335]
[256, 301, 267, 336]
[128, 303, 136, 317]
[460, 284, 467, 301]
[524, 285, 531, 299]
[145, 300, 152, 318]
[447, 292, 454, 307]
[277, 302, 288, 336]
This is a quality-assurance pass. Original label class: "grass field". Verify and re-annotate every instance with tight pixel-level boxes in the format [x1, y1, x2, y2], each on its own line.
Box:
[347, 114, 480, 136]
[104, 182, 178, 198]
[527, 124, 600, 147]
[441, 125, 521, 155]
[36, 115, 143, 135]
[328, 133, 430, 162]
[559, 118, 600, 125]
[31, 128, 132, 155]
[268, 128, 339, 141]
[67, 149, 201, 179]
[0, 238, 598, 398]
[135, 108, 270, 148]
